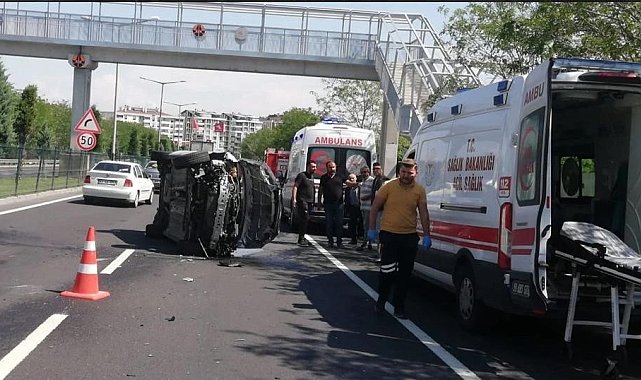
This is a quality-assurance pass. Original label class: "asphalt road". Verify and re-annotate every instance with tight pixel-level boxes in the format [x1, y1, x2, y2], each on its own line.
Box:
[0, 190, 639, 379]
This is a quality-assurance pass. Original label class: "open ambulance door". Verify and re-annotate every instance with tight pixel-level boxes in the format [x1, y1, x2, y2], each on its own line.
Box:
[510, 59, 553, 310]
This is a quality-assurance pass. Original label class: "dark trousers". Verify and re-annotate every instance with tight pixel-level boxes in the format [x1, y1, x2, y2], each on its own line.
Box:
[296, 201, 312, 241]
[324, 202, 344, 244]
[345, 204, 361, 242]
[376, 230, 419, 312]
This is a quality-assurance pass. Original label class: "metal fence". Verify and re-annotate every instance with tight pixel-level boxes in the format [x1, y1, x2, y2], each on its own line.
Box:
[0, 144, 150, 198]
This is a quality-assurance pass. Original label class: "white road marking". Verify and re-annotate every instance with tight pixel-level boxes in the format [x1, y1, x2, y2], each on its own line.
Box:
[0, 195, 82, 216]
[0, 313, 68, 380]
[101, 249, 135, 274]
[306, 235, 480, 380]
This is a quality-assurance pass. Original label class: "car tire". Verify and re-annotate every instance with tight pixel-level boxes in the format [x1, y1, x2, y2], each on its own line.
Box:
[147, 192, 153, 205]
[150, 150, 171, 163]
[173, 151, 210, 169]
[455, 264, 489, 331]
[131, 192, 139, 208]
[145, 223, 164, 238]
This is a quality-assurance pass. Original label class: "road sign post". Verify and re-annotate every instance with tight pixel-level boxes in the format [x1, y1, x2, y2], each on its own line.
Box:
[72, 107, 102, 151]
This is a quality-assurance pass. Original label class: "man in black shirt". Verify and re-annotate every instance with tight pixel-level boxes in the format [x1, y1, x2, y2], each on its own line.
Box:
[292, 161, 317, 247]
[319, 160, 356, 249]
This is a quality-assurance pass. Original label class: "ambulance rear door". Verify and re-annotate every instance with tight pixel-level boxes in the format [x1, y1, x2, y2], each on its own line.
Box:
[511, 59, 553, 307]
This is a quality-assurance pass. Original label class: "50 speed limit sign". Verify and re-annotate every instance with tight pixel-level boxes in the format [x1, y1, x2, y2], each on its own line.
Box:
[76, 132, 97, 151]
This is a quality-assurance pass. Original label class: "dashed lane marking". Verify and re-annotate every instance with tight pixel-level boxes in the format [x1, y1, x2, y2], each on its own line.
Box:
[305, 235, 480, 380]
[101, 249, 135, 274]
[0, 313, 68, 380]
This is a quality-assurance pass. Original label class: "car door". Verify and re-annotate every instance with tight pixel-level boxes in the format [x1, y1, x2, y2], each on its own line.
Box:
[236, 159, 282, 248]
[513, 59, 552, 301]
[134, 164, 150, 196]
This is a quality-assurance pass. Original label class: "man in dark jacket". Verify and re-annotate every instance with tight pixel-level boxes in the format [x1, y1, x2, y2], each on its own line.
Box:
[318, 160, 348, 248]
[292, 161, 317, 246]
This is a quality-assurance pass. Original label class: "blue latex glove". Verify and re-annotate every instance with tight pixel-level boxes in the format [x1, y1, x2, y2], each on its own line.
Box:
[367, 229, 378, 241]
[422, 235, 432, 249]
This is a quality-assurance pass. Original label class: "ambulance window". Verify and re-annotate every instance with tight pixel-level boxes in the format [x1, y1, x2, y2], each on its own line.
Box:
[346, 149, 370, 175]
[559, 157, 595, 198]
[517, 107, 545, 205]
[309, 147, 335, 178]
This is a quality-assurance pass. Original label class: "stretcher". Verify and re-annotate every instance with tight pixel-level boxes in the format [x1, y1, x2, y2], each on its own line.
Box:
[551, 222, 641, 355]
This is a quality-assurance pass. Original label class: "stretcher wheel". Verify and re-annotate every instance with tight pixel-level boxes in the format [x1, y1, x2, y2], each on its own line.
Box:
[563, 342, 573, 362]
[615, 346, 628, 365]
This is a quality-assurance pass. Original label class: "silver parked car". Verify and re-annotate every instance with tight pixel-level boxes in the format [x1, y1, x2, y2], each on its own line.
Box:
[143, 160, 161, 192]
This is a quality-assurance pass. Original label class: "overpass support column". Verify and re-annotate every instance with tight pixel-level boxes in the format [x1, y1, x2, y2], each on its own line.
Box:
[69, 64, 97, 150]
[379, 100, 399, 178]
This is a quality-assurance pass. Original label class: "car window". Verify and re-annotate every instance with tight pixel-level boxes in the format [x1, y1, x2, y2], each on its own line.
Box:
[94, 162, 131, 173]
[134, 165, 143, 178]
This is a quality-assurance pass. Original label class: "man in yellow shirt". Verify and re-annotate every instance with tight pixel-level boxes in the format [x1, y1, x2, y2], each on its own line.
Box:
[368, 158, 431, 319]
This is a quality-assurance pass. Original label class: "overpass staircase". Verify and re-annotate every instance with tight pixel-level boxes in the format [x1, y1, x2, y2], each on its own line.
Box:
[375, 13, 482, 137]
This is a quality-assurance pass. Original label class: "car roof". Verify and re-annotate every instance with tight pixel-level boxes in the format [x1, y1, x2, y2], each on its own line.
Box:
[95, 160, 136, 165]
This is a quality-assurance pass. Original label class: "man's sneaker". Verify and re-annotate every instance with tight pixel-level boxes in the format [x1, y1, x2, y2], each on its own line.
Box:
[367, 242, 373, 250]
[298, 240, 311, 247]
[393, 310, 408, 320]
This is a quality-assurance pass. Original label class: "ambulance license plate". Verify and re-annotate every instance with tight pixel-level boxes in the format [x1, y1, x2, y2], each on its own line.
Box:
[511, 281, 530, 298]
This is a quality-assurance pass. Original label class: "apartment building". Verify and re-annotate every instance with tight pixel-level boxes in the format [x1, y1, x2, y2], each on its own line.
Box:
[111, 105, 264, 156]
[115, 105, 183, 144]
[183, 111, 263, 157]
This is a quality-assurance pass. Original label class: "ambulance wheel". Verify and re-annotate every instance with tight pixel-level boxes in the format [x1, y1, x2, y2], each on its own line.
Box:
[455, 265, 488, 330]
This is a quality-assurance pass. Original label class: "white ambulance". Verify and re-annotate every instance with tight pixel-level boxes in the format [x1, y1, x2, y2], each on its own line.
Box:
[406, 58, 641, 329]
[282, 118, 377, 226]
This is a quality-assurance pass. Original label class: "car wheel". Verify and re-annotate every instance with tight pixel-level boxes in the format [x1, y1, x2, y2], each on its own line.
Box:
[173, 151, 210, 169]
[131, 192, 139, 208]
[145, 223, 164, 238]
[455, 264, 489, 331]
[147, 191, 153, 205]
[150, 150, 171, 163]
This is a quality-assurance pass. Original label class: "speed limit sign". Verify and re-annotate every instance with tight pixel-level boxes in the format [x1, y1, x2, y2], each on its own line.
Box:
[76, 132, 97, 151]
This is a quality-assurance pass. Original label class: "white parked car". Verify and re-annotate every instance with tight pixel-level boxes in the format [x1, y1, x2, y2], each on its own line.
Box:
[82, 160, 154, 207]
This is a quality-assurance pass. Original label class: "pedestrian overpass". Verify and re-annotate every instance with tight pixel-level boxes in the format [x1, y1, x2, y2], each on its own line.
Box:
[0, 2, 482, 174]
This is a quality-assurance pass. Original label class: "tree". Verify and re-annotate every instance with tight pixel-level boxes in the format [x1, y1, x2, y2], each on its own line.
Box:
[126, 128, 140, 155]
[33, 122, 53, 149]
[311, 79, 382, 133]
[439, 2, 641, 79]
[0, 60, 16, 145]
[32, 99, 71, 150]
[13, 85, 38, 146]
[240, 108, 319, 159]
[397, 135, 411, 161]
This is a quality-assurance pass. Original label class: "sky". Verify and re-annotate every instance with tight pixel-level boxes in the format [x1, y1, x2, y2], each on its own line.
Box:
[0, 2, 465, 117]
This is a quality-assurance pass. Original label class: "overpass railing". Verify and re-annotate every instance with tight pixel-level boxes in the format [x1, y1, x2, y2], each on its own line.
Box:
[0, 8, 376, 61]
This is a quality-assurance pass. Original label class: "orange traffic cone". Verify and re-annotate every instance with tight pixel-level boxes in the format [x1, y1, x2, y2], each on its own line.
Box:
[61, 226, 110, 301]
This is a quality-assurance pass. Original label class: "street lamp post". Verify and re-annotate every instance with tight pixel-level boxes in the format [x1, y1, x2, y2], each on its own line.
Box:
[165, 101, 197, 147]
[140, 77, 186, 144]
[111, 63, 119, 159]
